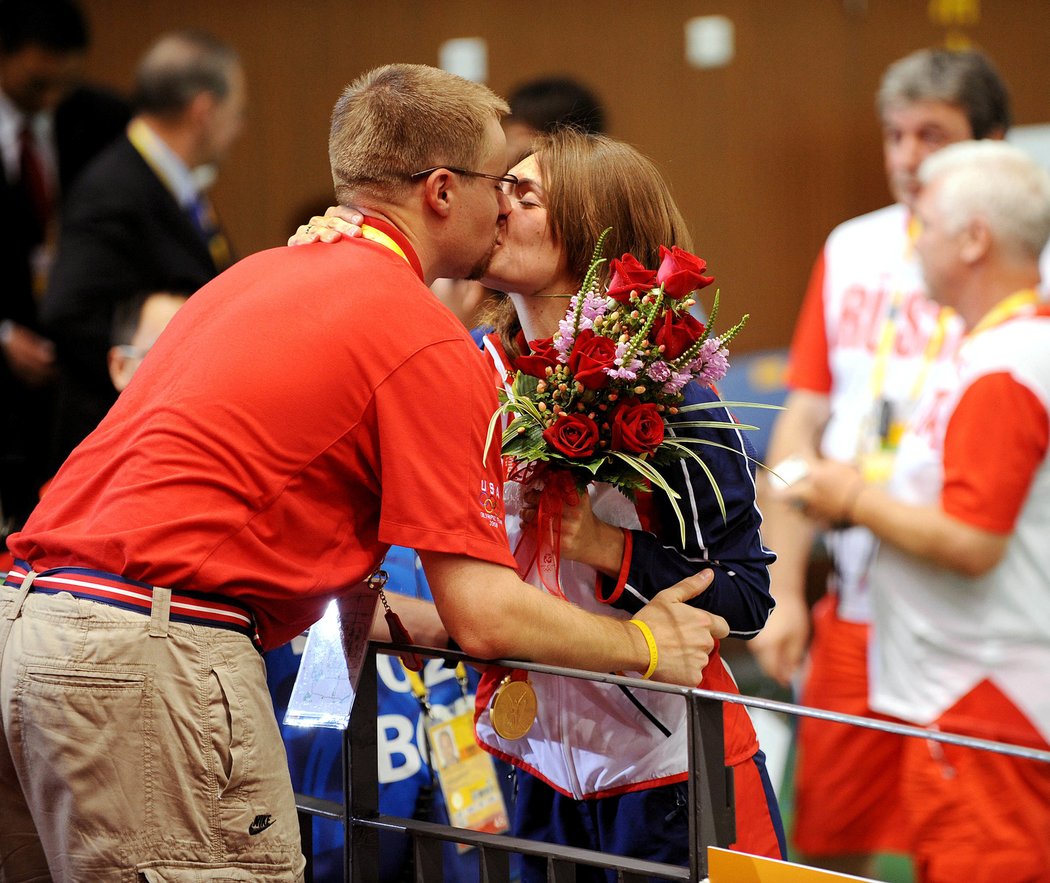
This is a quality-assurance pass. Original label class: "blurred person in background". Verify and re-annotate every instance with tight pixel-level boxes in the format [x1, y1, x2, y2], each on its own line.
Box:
[0, 0, 128, 535]
[107, 290, 188, 393]
[503, 74, 606, 164]
[751, 48, 1029, 877]
[786, 139, 1050, 883]
[41, 29, 244, 470]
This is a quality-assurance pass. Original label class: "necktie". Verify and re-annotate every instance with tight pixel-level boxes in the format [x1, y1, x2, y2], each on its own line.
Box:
[20, 125, 52, 231]
[186, 193, 231, 269]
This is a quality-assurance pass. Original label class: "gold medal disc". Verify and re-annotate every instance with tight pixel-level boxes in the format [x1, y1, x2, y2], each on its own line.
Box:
[490, 678, 537, 740]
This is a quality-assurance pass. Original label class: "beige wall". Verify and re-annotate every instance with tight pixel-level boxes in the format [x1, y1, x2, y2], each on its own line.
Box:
[80, 0, 1050, 352]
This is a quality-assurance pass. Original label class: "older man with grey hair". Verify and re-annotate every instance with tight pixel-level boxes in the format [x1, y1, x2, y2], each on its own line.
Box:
[41, 30, 246, 469]
[752, 47, 1027, 876]
[788, 140, 1050, 883]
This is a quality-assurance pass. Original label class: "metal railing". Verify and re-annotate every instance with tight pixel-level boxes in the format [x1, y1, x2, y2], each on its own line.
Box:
[295, 640, 1050, 882]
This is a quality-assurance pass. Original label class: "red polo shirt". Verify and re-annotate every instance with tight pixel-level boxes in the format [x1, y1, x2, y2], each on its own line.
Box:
[11, 219, 515, 648]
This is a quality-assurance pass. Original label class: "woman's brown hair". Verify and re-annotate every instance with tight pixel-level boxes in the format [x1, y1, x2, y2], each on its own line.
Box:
[487, 128, 692, 357]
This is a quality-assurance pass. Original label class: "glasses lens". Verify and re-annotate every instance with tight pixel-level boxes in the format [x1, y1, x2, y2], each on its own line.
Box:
[499, 177, 516, 196]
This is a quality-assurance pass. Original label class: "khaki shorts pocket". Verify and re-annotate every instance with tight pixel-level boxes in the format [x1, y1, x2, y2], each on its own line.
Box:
[139, 860, 304, 882]
[16, 664, 151, 844]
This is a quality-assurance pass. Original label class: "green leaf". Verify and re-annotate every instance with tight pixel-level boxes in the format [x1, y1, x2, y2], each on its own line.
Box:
[484, 406, 506, 467]
[670, 435, 765, 470]
[661, 439, 727, 523]
[668, 420, 760, 432]
[609, 451, 687, 544]
[676, 401, 785, 413]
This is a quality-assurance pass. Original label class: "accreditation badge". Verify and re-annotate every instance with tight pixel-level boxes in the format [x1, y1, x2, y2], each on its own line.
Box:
[426, 711, 509, 849]
[857, 398, 912, 486]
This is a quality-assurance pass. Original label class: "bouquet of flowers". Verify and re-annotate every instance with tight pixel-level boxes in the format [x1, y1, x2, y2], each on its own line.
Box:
[488, 230, 755, 543]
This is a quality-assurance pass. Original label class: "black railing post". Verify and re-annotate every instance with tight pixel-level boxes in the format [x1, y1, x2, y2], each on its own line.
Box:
[346, 647, 380, 882]
[297, 806, 314, 883]
[686, 691, 732, 880]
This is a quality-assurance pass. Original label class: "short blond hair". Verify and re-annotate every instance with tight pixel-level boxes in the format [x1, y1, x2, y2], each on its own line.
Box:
[329, 64, 509, 204]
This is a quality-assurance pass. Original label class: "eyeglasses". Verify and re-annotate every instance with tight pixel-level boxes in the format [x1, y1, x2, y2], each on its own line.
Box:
[409, 166, 519, 196]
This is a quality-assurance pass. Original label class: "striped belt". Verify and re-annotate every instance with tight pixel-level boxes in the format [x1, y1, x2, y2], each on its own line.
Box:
[4, 559, 262, 649]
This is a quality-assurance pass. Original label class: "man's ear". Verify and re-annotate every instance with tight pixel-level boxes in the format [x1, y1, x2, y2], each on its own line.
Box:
[419, 170, 455, 218]
[960, 215, 992, 264]
[186, 89, 218, 128]
[108, 346, 132, 393]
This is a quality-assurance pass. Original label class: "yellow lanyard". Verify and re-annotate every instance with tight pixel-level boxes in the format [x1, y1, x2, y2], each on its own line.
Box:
[126, 118, 179, 197]
[869, 217, 952, 402]
[402, 660, 469, 717]
[127, 119, 231, 268]
[968, 288, 1041, 338]
[361, 223, 409, 264]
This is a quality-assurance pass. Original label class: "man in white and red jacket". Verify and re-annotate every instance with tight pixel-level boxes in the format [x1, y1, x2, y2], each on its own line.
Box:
[752, 47, 1043, 878]
[788, 140, 1050, 883]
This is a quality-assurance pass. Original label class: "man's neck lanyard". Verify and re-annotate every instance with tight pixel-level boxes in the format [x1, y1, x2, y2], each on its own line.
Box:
[869, 298, 954, 406]
[360, 223, 409, 264]
[126, 118, 186, 204]
[968, 288, 1041, 339]
[402, 661, 470, 719]
[868, 217, 953, 404]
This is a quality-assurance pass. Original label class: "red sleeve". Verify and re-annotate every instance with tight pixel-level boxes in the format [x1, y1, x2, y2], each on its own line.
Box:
[942, 372, 1049, 533]
[374, 339, 517, 568]
[783, 251, 833, 393]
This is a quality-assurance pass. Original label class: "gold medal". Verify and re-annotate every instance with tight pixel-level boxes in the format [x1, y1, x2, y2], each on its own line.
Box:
[490, 676, 537, 740]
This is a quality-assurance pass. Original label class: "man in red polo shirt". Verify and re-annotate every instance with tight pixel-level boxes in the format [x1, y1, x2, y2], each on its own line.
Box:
[0, 64, 725, 882]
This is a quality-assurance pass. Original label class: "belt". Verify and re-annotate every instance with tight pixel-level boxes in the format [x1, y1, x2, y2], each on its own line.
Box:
[4, 560, 262, 649]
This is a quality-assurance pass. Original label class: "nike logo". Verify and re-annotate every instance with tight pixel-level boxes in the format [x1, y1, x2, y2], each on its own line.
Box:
[249, 814, 275, 835]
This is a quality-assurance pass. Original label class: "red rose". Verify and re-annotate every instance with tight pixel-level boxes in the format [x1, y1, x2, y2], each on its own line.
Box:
[543, 414, 600, 459]
[515, 336, 560, 378]
[567, 329, 618, 390]
[611, 401, 665, 454]
[653, 309, 706, 360]
[656, 245, 715, 299]
[607, 253, 658, 303]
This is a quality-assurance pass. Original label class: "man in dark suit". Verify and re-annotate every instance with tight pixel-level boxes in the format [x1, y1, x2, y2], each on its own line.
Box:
[41, 30, 245, 468]
[0, 0, 129, 532]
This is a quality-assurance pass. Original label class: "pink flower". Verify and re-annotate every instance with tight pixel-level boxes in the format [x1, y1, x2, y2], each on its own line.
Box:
[646, 361, 672, 382]
[690, 338, 730, 386]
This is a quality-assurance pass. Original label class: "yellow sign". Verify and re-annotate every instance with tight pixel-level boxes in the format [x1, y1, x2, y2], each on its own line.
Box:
[927, 0, 979, 48]
[708, 847, 877, 882]
[928, 0, 979, 27]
